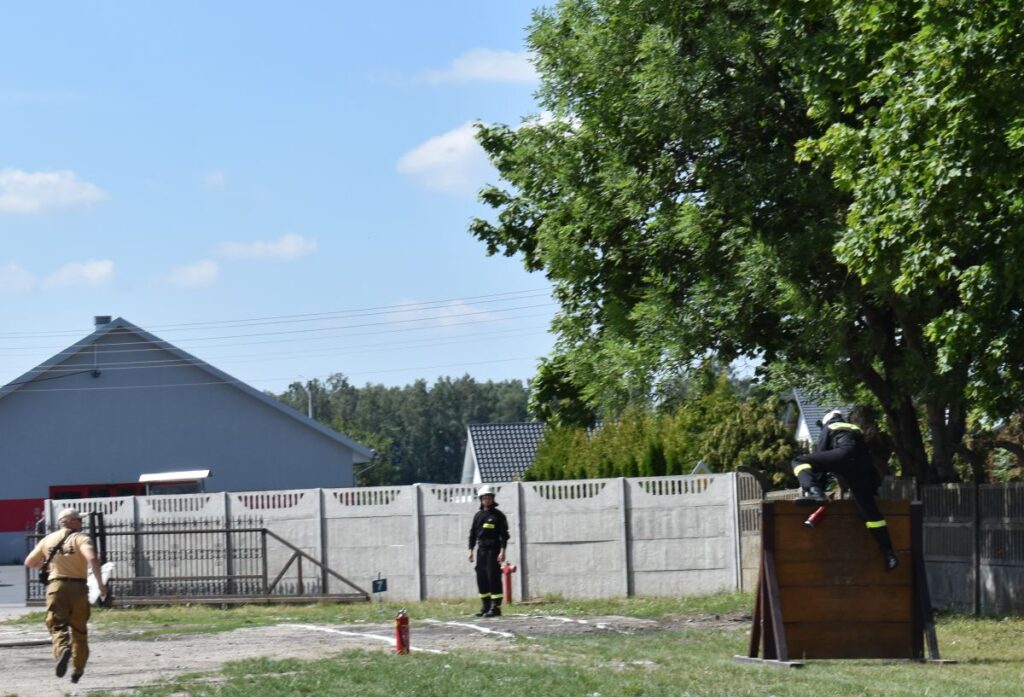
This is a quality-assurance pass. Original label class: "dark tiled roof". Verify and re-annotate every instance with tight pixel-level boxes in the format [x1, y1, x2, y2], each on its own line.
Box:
[792, 388, 852, 443]
[467, 422, 547, 482]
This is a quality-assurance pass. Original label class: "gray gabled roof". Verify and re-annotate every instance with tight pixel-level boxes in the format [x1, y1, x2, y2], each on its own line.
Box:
[467, 421, 547, 482]
[0, 317, 373, 463]
[792, 388, 852, 443]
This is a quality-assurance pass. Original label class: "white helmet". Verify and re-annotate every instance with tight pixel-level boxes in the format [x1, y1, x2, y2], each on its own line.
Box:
[822, 409, 844, 426]
[477, 485, 496, 497]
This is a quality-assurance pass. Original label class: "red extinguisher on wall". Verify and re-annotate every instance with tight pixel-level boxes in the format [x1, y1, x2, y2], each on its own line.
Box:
[395, 607, 410, 654]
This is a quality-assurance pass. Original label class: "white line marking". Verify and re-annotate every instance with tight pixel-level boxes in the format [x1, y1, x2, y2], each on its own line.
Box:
[422, 619, 516, 639]
[280, 623, 448, 654]
[541, 616, 618, 632]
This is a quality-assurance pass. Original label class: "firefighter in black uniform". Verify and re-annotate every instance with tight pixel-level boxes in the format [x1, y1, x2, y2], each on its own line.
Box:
[791, 409, 899, 571]
[467, 485, 510, 617]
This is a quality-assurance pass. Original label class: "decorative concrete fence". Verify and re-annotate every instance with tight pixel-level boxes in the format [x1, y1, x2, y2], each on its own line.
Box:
[41, 473, 748, 602]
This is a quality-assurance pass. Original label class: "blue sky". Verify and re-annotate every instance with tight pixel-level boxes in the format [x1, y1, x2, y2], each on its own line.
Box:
[0, 2, 557, 393]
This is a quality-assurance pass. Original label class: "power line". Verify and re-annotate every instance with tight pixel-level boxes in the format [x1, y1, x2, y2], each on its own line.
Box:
[0, 302, 556, 354]
[2, 326, 553, 375]
[0, 288, 553, 339]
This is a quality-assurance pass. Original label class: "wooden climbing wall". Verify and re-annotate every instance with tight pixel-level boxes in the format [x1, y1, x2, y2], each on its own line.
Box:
[741, 499, 940, 665]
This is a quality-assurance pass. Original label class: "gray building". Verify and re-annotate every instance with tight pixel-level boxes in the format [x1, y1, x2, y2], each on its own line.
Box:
[0, 316, 371, 562]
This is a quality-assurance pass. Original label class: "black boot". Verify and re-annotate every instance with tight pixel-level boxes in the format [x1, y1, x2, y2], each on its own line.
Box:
[869, 526, 899, 572]
[474, 597, 491, 617]
[484, 597, 502, 617]
[796, 486, 827, 506]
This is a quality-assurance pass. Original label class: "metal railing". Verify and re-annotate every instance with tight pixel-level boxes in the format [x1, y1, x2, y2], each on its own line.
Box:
[26, 516, 368, 605]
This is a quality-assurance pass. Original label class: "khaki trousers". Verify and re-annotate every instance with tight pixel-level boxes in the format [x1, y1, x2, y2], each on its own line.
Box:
[45, 579, 91, 673]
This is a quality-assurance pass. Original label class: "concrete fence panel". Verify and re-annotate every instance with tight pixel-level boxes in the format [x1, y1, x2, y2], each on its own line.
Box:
[521, 478, 625, 598]
[922, 484, 976, 613]
[322, 486, 417, 600]
[979, 484, 1024, 615]
[230, 489, 320, 594]
[628, 474, 738, 597]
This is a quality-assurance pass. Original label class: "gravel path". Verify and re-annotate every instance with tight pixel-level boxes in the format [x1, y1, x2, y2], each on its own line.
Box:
[0, 612, 748, 696]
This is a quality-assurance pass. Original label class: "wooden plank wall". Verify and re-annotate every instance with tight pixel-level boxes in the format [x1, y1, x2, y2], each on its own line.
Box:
[771, 500, 915, 659]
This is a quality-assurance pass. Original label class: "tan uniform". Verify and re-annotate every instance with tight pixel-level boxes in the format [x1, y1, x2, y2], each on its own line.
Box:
[32, 530, 95, 673]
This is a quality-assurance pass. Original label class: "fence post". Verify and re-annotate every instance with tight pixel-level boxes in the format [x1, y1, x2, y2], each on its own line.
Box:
[261, 529, 269, 595]
[132, 496, 141, 596]
[729, 472, 742, 591]
[515, 482, 528, 601]
[316, 488, 326, 594]
[618, 477, 632, 597]
[412, 484, 424, 601]
[973, 481, 981, 616]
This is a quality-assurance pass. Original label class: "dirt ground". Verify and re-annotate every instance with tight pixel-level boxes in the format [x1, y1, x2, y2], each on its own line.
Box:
[0, 611, 749, 697]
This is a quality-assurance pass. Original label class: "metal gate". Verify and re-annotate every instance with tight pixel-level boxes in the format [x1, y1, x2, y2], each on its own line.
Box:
[26, 514, 368, 605]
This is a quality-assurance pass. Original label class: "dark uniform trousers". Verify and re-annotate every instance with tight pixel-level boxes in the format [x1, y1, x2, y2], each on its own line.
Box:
[793, 439, 894, 558]
[475, 546, 503, 601]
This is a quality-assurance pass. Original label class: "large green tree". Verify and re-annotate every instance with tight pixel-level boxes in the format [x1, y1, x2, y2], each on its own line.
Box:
[471, 0, 1024, 483]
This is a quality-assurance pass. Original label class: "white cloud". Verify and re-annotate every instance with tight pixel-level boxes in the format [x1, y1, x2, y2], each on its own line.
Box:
[0, 168, 107, 214]
[167, 259, 219, 288]
[217, 233, 318, 261]
[0, 263, 36, 292]
[201, 169, 226, 190]
[420, 49, 537, 84]
[43, 259, 114, 289]
[396, 121, 492, 195]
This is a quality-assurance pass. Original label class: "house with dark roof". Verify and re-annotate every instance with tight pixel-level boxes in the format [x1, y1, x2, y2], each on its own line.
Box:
[790, 388, 852, 446]
[460, 422, 547, 483]
[0, 316, 372, 562]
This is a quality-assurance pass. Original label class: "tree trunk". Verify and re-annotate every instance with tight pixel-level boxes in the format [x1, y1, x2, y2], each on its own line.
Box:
[846, 308, 932, 483]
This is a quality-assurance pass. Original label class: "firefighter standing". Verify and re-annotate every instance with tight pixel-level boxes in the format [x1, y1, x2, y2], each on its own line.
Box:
[792, 410, 899, 571]
[24, 508, 107, 684]
[467, 485, 509, 617]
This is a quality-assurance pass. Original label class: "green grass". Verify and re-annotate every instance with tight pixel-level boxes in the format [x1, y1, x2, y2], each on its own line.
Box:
[88, 614, 1024, 697]
[14, 595, 1024, 696]
[0, 592, 751, 639]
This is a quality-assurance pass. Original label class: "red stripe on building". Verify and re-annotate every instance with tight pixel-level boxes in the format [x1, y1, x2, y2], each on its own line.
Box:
[0, 498, 45, 532]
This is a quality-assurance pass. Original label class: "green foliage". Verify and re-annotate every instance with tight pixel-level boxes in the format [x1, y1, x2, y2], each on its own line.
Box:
[276, 374, 530, 485]
[472, 0, 1024, 483]
[527, 371, 797, 481]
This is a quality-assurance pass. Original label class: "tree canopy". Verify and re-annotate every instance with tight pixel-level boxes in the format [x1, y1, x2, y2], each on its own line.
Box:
[276, 374, 530, 485]
[527, 368, 799, 484]
[472, 0, 1024, 483]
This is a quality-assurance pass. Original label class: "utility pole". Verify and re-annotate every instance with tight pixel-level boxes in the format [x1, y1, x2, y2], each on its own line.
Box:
[299, 376, 313, 419]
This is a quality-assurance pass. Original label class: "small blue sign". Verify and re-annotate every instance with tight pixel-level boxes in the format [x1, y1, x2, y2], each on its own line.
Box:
[372, 578, 387, 594]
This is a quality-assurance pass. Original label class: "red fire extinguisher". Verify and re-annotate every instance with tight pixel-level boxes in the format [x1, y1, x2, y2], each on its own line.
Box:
[502, 562, 518, 605]
[395, 607, 410, 654]
[804, 505, 827, 528]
